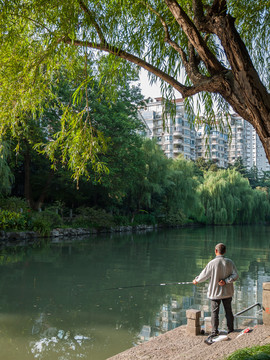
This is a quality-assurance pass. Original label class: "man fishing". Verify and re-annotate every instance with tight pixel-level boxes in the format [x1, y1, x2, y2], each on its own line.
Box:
[193, 243, 239, 341]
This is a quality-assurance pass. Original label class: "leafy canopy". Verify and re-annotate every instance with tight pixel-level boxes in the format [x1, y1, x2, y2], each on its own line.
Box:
[1, 0, 270, 170]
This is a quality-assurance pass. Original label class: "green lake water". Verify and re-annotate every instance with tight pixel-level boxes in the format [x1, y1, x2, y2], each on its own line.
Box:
[0, 225, 269, 360]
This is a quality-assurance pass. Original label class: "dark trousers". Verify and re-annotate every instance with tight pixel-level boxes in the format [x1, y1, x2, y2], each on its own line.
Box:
[211, 297, 234, 335]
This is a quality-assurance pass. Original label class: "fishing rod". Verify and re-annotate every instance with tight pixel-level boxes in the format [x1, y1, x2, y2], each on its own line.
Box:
[103, 281, 193, 291]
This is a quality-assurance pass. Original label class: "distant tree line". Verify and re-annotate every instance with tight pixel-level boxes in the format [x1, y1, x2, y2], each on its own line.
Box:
[0, 69, 270, 233]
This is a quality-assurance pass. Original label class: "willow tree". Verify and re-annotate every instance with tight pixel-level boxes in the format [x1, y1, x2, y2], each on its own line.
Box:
[1, 0, 270, 167]
[166, 155, 203, 219]
[198, 168, 270, 224]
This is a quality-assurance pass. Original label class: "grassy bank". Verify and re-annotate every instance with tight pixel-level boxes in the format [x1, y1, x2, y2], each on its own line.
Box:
[226, 345, 270, 360]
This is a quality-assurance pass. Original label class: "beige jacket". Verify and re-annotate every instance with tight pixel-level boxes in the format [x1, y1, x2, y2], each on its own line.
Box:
[195, 255, 239, 300]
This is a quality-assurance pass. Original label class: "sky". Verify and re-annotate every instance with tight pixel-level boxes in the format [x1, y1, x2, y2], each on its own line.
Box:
[139, 69, 182, 100]
[138, 69, 162, 99]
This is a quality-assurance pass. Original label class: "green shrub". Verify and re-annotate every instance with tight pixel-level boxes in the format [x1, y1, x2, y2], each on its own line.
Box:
[45, 200, 66, 217]
[248, 354, 270, 360]
[113, 215, 131, 226]
[0, 197, 29, 213]
[72, 215, 91, 228]
[163, 210, 187, 226]
[0, 209, 27, 230]
[132, 213, 156, 225]
[31, 209, 63, 235]
[73, 207, 115, 228]
[226, 345, 270, 360]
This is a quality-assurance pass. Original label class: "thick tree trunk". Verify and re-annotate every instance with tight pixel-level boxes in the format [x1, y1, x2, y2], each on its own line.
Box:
[33, 171, 54, 211]
[24, 150, 34, 208]
[212, 14, 270, 163]
[24, 148, 54, 210]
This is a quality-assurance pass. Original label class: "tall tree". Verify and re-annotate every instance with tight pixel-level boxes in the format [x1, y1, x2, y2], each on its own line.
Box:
[1, 0, 270, 165]
[198, 168, 270, 224]
[8, 68, 146, 210]
[165, 155, 203, 219]
[125, 139, 170, 218]
[0, 141, 14, 196]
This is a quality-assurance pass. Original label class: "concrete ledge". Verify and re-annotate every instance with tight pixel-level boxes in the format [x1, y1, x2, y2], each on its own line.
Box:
[107, 325, 270, 360]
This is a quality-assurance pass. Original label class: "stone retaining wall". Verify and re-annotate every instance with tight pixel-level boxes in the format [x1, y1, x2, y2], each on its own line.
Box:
[0, 224, 159, 241]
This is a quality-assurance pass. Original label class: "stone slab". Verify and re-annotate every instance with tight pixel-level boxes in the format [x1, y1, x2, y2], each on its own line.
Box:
[263, 286, 270, 325]
[187, 318, 200, 327]
[186, 324, 201, 336]
[204, 317, 212, 333]
[186, 309, 201, 320]
[263, 282, 270, 291]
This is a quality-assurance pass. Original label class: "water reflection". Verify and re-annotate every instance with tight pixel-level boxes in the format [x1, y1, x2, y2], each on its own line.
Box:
[0, 225, 269, 359]
[138, 298, 186, 342]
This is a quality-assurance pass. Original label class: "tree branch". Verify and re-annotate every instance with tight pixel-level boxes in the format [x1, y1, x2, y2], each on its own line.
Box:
[78, 0, 107, 45]
[192, 0, 206, 23]
[164, 0, 226, 75]
[192, 0, 212, 33]
[208, 0, 227, 16]
[209, 13, 270, 132]
[144, 2, 208, 84]
[63, 36, 225, 98]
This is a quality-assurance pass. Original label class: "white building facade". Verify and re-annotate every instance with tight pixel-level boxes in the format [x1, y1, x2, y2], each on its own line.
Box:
[140, 98, 196, 160]
[228, 114, 270, 173]
[196, 127, 228, 168]
[140, 98, 270, 172]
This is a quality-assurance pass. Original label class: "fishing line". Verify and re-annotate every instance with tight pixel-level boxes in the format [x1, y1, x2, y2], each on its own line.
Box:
[103, 281, 193, 291]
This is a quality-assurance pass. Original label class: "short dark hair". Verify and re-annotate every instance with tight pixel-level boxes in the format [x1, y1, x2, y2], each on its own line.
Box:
[215, 243, 226, 255]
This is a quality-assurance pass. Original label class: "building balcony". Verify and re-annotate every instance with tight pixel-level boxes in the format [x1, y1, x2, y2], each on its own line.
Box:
[173, 148, 183, 154]
[173, 138, 183, 144]
[164, 139, 172, 145]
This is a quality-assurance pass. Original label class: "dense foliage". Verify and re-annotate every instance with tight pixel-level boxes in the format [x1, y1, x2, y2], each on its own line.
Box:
[1, 0, 270, 166]
[0, 51, 270, 232]
[198, 169, 270, 225]
[2, 144, 270, 233]
[226, 344, 270, 360]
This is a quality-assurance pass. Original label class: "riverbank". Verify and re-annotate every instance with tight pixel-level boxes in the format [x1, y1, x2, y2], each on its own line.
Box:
[108, 325, 270, 360]
[0, 222, 201, 242]
[0, 224, 160, 242]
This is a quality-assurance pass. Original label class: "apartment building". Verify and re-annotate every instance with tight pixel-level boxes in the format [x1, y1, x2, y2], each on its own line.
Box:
[228, 114, 270, 173]
[140, 98, 270, 172]
[196, 126, 228, 168]
[228, 113, 250, 166]
[140, 98, 196, 160]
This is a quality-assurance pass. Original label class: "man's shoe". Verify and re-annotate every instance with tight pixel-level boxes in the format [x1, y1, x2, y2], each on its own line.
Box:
[228, 329, 234, 334]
